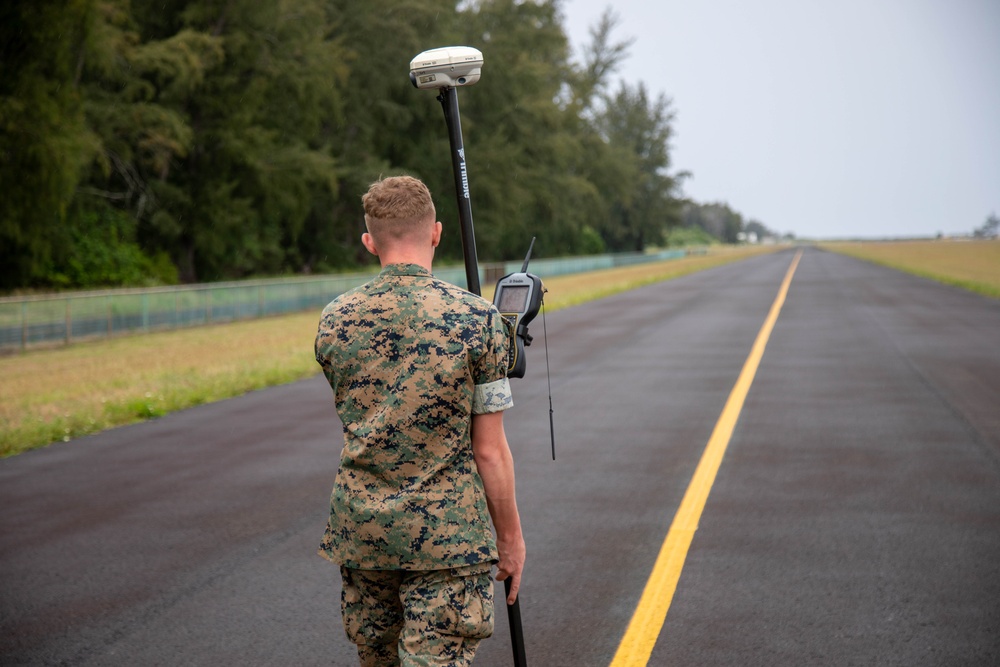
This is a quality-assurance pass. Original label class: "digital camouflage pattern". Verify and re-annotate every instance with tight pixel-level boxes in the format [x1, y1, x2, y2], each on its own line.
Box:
[315, 263, 513, 570]
[340, 563, 494, 666]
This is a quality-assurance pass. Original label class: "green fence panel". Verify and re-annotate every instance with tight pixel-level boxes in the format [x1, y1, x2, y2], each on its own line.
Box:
[0, 249, 700, 352]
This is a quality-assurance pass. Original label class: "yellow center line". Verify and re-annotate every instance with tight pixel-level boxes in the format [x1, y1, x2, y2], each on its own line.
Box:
[610, 249, 803, 667]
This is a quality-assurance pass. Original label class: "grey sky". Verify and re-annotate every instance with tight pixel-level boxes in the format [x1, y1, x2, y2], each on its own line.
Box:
[560, 0, 1000, 239]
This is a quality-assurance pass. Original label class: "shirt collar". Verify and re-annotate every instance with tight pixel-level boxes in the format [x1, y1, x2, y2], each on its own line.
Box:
[379, 263, 432, 279]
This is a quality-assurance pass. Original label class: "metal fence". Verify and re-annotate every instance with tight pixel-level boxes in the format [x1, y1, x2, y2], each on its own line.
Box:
[0, 249, 690, 352]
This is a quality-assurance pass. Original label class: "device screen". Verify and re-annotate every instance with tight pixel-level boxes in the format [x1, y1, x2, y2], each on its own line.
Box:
[497, 285, 530, 313]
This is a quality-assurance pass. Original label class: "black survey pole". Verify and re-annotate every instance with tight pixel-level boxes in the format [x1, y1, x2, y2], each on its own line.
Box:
[413, 47, 527, 667]
[505, 579, 528, 666]
[437, 87, 481, 295]
[438, 86, 527, 667]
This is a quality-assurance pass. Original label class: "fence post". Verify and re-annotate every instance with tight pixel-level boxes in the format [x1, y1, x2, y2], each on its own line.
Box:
[22, 300, 27, 351]
[66, 299, 72, 345]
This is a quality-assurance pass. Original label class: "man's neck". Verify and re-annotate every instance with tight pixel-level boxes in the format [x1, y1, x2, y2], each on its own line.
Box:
[379, 249, 433, 272]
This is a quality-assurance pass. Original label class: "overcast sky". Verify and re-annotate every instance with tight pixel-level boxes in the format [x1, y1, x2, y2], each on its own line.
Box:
[560, 0, 1000, 239]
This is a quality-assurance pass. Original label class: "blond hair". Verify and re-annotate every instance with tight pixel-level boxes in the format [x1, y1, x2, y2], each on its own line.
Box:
[362, 176, 436, 243]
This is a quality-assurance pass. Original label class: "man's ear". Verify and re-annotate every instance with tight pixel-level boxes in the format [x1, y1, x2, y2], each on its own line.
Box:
[362, 232, 379, 256]
[432, 221, 443, 248]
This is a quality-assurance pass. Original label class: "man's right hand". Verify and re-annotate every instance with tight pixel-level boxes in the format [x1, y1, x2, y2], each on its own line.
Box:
[496, 533, 526, 604]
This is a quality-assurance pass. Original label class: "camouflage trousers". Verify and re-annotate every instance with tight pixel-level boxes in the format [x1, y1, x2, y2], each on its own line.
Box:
[339, 563, 495, 666]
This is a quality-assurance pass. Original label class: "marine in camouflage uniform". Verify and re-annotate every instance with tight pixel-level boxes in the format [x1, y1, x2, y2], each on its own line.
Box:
[315, 176, 525, 666]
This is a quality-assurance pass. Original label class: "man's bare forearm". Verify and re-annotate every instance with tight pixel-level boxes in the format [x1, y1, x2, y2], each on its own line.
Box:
[472, 411, 525, 603]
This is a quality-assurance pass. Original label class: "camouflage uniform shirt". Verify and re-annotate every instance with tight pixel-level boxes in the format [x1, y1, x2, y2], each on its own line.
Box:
[315, 263, 513, 570]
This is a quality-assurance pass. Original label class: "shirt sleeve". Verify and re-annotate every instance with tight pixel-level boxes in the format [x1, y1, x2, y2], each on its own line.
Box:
[471, 307, 514, 414]
[473, 377, 513, 414]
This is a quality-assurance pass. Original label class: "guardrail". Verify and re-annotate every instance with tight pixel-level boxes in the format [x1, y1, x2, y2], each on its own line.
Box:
[0, 249, 692, 353]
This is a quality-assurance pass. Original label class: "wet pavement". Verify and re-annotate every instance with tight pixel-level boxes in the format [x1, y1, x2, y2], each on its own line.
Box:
[2, 247, 998, 666]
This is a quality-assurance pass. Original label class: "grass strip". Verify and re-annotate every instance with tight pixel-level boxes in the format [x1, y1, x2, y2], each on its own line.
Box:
[1, 246, 776, 458]
[821, 240, 1000, 299]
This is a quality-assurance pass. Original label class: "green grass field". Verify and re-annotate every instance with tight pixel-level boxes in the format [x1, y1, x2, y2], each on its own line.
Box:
[0, 246, 778, 458]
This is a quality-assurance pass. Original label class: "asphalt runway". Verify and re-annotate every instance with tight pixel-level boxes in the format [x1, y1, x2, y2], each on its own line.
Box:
[2, 247, 998, 666]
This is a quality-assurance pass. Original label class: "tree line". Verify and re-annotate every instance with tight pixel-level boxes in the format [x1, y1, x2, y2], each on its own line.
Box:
[971, 213, 998, 239]
[1, 0, 771, 291]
